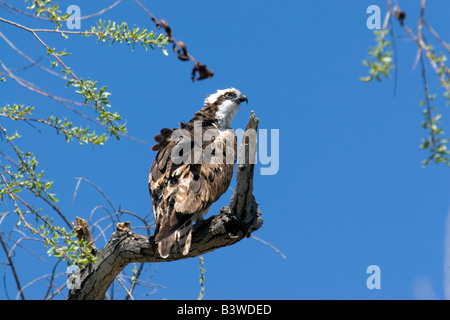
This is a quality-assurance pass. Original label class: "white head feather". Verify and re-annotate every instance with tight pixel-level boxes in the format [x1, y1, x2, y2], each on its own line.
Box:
[205, 88, 245, 130]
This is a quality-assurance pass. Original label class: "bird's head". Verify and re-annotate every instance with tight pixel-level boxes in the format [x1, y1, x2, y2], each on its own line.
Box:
[200, 88, 248, 129]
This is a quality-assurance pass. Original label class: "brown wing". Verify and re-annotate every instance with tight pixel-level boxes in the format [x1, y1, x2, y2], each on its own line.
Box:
[148, 126, 237, 257]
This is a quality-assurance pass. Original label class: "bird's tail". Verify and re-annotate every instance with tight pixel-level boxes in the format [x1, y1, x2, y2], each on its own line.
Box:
[157, 214, 202, 258]
[158, 235, 175, 259]
[174, 216, 196, 255]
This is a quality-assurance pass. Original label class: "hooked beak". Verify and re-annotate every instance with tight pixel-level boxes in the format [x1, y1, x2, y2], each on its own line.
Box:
[236, 94, 248, 104]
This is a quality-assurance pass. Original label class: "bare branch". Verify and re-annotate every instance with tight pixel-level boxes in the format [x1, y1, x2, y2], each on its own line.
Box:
[133, 0, 214, 82]
[423, 19, 450, 54]
[0, 232, 25, 300]
[73, 177, 117, 214]
[5, 230, 46, 262]
[43, 260, 63, 300]
[251, 236, 287, 260]
[67, 112, 262, 300]
[0, 31, 63, 78]
[0, 60, 149, 145]
[400, 22, 450, 93]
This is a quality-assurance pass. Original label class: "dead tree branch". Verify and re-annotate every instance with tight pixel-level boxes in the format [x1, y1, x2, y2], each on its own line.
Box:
[133, 0, 214, 82]
[67, 112, 263, 300]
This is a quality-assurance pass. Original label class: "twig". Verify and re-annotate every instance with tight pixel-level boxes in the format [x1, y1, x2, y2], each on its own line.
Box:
[251, 235, 287, 260]
[386, 7, 399, 96]
[0, 17, 130, 140]
[423, 20, 450, 54]
[0, 60, 149, 144]
[0, 138, 72, 229]
[73, 177, 116, 215]
[400, 23, 449, 93]
[9, 57, 43, 73]
[16, 273, 55, 300]
[198, 256, 205, 300]
[382, 0, 392, 29]
[44, 282, 67, 300]
[115, 273, 135, 300]
[6, 230, 46, 261]
[0, 0, 123, 22]
[0, 150, 19, 167]
[0, 61, 92, 108]
[0, 30, 64, 79]
[133, 0, 214, 82]
[0, 232, 25, 300]
[420, 52, 436, 148]
[43, 259, 62, 300]
[125, 263, 144, 300]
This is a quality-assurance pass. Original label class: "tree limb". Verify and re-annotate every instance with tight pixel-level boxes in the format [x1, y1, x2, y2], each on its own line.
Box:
[68, 111, 263, 300]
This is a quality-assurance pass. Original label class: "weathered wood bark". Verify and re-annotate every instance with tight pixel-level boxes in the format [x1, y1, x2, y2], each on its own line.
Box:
[68, 112, 263, 300]
[73, 216, 98, 255]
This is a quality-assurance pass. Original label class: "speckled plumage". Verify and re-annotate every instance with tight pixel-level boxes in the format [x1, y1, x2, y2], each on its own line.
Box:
[149, 88, 248, 258]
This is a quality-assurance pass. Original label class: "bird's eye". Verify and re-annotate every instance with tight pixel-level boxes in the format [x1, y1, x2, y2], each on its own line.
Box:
[224, 92, 235, 99]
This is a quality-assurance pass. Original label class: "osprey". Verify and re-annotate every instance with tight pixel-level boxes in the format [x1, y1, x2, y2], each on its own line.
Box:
[149, 88, 248, 258]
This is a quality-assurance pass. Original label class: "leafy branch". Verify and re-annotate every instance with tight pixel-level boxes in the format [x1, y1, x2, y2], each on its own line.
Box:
[0, 0, 215, 299]
[0, 16, 169, 140]
[361, 0, 450, 167]
[0, 0, 168, 287]
[0, 104, 108, 146]
[0, 127, 96, 266]
[25, 0, 69, 29]
[360, 29, 394, 82]
[88, 19, 169, 53]
[198, 256, 206, 300]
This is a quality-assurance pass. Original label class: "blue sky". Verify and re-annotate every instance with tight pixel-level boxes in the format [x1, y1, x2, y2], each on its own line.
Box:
[1, 0, 450, 300]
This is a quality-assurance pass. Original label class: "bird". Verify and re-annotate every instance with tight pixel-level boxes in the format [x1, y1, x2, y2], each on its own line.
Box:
[148, 88, 248, 258]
